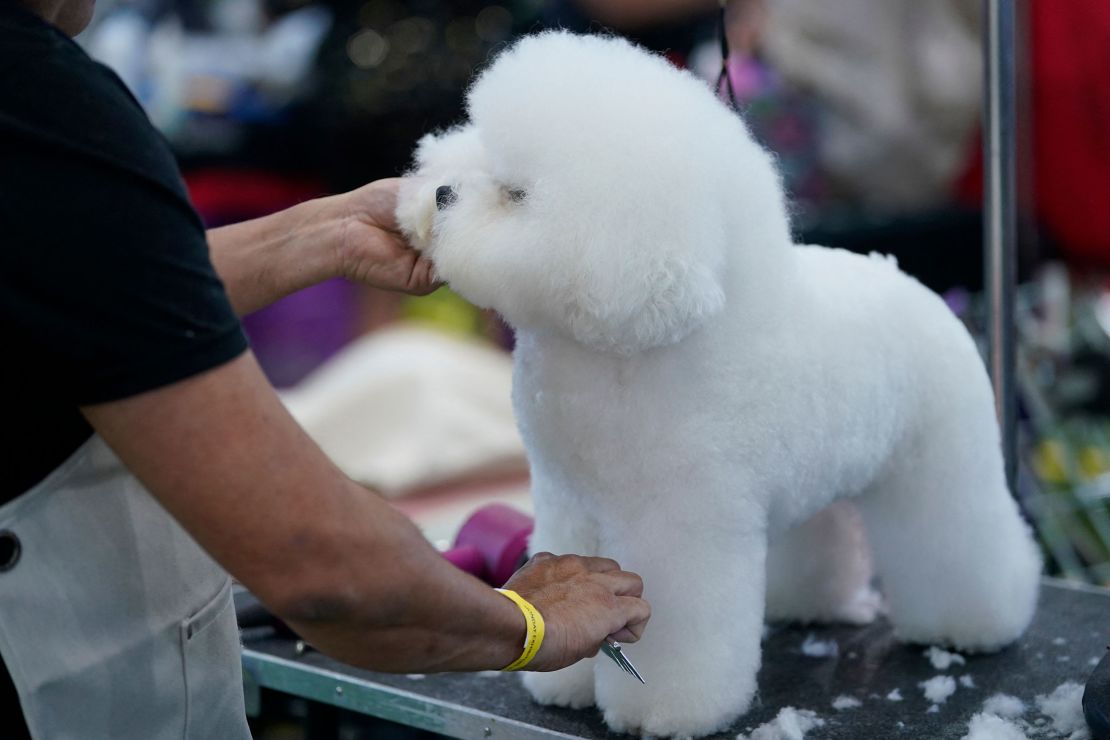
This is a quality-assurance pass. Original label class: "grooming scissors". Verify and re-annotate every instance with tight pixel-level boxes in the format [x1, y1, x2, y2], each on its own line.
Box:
[601, 639, 645, 684]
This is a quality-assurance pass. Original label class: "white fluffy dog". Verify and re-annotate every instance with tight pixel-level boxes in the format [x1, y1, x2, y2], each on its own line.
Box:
[397, 32, 1042, 738]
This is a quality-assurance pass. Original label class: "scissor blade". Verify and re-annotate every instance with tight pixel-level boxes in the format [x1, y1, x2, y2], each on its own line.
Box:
[603, 640, 646, 684]
[620, 654, 645, 684]
[600, 642, 630, 674]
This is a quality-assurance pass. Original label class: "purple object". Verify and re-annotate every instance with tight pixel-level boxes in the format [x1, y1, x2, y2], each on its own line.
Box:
[240, 278, 360, 388]
[943, 287, 972, 317]
[444, 504, 533, 587]
[442, 544, 490, 582]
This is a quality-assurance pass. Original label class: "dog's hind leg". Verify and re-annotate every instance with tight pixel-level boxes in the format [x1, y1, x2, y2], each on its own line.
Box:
[765, 499, 882, 626]
[854, 412, 1041, 652]
[520, 482, 601, 709]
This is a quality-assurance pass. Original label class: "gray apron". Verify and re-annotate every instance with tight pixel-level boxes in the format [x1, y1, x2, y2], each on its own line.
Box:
[0, 435, 252, 739]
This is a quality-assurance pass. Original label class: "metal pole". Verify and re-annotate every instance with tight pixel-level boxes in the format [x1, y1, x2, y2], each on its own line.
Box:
[984, 0, 1018, 492]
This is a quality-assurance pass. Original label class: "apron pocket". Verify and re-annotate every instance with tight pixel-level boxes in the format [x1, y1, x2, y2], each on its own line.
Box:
[180, 578, 248, 739]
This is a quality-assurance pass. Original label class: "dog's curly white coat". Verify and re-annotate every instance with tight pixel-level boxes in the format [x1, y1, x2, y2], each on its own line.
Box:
[397, 32, 1042, 738]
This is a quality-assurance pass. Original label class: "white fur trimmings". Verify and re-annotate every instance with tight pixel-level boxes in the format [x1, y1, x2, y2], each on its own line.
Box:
[925, 646, 967, 670]
[397, 31, 1042, 738]
[920, 675, 958, 704]
[961, 712, 1030, 740]
[1034, 682, 1087, 737]
[736, 707, 824, 740]
[982, 694, 1026, 719]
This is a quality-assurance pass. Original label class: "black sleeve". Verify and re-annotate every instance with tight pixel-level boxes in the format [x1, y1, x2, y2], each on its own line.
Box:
[0, 137, 249, 404]
[0, 12, 248, 405]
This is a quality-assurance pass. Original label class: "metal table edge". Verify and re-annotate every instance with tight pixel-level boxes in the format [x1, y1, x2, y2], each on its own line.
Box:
[1041, 575, 1110, 596]
[241, 648, 581, 740]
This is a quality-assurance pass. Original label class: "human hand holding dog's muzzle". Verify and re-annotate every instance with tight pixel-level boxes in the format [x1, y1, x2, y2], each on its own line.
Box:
[328, 178, 442, 295]
[497, 552, 650, 675]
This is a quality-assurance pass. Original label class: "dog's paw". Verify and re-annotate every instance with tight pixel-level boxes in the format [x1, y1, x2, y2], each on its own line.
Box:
[522, 665, 595, 709]
[597, 673, 753, 739]
[600, 699, 740, 739]
[828, 586, 885, 626]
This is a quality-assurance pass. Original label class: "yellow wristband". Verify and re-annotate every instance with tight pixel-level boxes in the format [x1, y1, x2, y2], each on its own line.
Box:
[495, 588, 545, 671]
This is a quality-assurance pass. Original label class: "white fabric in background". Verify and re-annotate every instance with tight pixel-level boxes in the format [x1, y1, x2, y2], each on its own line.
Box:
[762, 0, 982, 213]
[281, 325, 527, 496]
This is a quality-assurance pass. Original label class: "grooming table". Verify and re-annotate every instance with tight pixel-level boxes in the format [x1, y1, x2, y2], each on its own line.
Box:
[241, 579, 1108, 739]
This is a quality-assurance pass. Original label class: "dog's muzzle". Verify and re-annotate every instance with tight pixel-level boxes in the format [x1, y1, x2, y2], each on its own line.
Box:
[435, 185, 457, 211]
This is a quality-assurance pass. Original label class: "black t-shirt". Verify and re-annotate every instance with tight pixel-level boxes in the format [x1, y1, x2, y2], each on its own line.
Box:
[0, 6, 248, 734]
[0, 4, 249, 504]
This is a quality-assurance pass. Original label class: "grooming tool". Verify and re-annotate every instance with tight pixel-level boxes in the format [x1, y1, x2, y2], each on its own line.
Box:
[601, 639, 645, 684]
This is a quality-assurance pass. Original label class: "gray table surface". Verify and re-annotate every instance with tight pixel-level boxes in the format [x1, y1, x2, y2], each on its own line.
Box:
[241, 579, 1109, 739]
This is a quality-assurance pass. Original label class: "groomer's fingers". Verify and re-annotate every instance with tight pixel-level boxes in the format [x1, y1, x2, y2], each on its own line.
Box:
[331, 178, 445, 295]
[581, 556, 621, 573]
[609, 596, 651, 643]
[596, 570, 644, 597]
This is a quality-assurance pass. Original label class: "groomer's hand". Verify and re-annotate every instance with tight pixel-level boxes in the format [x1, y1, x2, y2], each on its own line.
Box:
[208, 178, 439, 316]
[330, 178, 440, 295]
[501, 552, 650, 672]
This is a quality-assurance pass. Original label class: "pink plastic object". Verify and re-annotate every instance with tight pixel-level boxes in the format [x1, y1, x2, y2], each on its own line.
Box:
[442, 544, 489, 582]
[443, 504, 533, 587]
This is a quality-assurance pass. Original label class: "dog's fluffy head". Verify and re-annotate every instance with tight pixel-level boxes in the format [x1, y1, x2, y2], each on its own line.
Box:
[397, 32, 790, 353]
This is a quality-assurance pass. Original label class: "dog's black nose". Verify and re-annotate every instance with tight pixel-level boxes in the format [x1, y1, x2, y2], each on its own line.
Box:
[435, 185, 457, 211]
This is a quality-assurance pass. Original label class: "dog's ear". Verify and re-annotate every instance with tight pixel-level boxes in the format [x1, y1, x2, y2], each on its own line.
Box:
[556, 213, 728, 354]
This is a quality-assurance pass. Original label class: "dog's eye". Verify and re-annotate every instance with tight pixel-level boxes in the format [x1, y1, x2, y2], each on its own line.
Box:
[506, 188, 527, 203]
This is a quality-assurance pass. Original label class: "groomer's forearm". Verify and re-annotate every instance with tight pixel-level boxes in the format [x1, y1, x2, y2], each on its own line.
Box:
[207, 197, 343, 316]
[83, 352, 526, 673]
[277, 495, 528, 672]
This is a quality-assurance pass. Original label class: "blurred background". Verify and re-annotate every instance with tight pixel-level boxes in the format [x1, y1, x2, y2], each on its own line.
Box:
[78, 0, 1109, 654]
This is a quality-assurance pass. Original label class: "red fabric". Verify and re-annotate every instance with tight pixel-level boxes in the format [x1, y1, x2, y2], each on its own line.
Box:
[956, 0, 1110, 265]
[183, 169, 324, 227]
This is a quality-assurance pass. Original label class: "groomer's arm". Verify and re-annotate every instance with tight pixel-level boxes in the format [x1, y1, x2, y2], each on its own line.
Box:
[207, 179, 435, 315]
[82, 351, 649, 672]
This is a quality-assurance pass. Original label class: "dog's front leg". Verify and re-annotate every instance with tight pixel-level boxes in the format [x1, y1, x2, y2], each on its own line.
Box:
[593, 500, 768, 738]
[520, 480, 602, 709]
